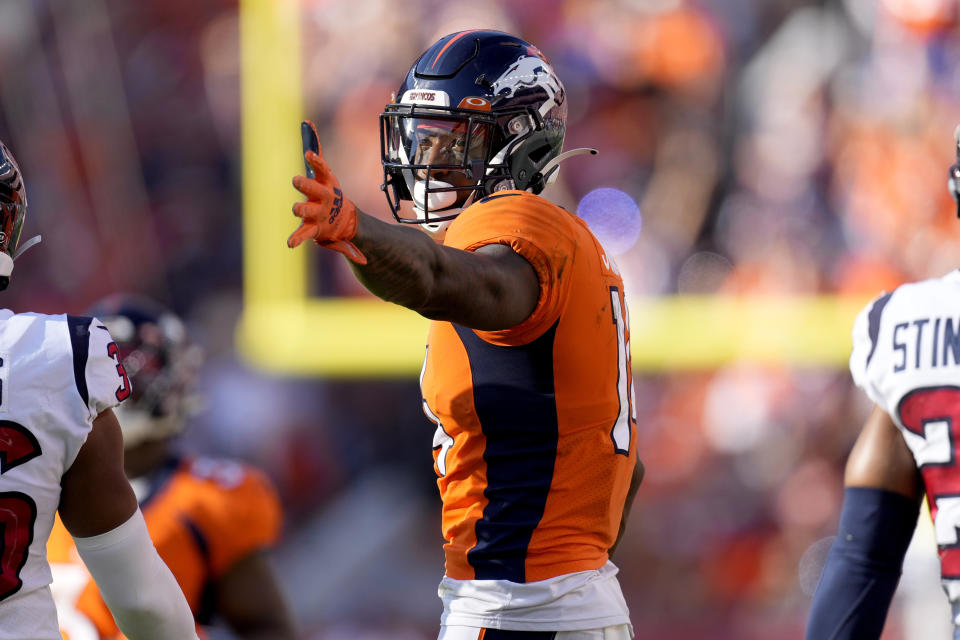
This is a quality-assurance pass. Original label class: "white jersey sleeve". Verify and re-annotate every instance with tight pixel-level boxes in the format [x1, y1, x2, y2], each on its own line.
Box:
[848, 271, 960, 419]
[849, 291, 894, 410]
[79, 316, 131, 418]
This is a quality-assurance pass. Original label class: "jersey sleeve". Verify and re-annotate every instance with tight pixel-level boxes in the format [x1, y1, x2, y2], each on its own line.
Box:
[82, 316, 129, 417]
[443, 191, 577, 345]
[187, 459, 284, 577]
[849, 291, 893, 408]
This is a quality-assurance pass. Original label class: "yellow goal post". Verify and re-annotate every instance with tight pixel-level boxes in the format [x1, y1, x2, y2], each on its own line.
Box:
[236, 0, 867, 378]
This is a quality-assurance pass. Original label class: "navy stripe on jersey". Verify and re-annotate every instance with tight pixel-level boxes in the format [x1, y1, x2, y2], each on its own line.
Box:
[182, 514, 217, 623]
[455, 321, 559, 583]
[476, 192, 521, 205]
[182, 515, 211, 563]
[866, 292, 893, 367]
[66, 315, 92, 407]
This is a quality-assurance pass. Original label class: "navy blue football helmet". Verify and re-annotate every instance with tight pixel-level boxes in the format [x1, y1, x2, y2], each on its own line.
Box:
[88, 294, 202, 448]
[380, 30, 591, 230]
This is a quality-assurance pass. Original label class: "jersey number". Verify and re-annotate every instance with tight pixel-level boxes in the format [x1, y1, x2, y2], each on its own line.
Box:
[420, 288, 636, 478]
[898, 386, 960, 577]
[0, 421, 42, 602]
[610, 286, 635, 455]
[106, 342, 131, 402]
[420, 346, 453, 477]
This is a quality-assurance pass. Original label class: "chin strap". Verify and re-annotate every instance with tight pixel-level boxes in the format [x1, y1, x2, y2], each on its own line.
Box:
[14, 234, 41, 260]
[0, 235, 42, 282]
[540, 147, 598, 185]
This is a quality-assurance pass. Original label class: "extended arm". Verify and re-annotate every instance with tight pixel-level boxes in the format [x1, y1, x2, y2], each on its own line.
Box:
[286, 133, 539, 331]
[805, 405, 923, 640]
[59, 409, 199, 640]
[349, 212, 538, 329]
[214, 550, 297, 640]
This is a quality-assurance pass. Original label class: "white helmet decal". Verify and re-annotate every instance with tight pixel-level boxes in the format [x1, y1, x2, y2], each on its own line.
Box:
[490, 55, 564, 116]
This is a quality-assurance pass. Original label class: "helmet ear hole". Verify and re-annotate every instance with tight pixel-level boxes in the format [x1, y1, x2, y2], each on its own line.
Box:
[508, 133, 562, 193]
[528, 143, 552, 165]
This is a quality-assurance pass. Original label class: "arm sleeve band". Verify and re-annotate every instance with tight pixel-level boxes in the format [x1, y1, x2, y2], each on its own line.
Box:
[805, 486, 921, 640]
[73, 509, 200, 640]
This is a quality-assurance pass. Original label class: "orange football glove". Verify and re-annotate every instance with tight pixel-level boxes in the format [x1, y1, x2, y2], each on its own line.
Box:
[287, 121, 367, 264]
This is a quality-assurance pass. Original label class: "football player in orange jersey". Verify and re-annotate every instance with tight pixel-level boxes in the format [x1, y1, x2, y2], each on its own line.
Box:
[287, 30, 643, 639]
[48, 295, 296, 640]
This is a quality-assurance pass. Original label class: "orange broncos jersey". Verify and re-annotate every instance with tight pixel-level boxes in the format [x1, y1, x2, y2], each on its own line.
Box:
[47, 456, 282, 639]
[422, 189, 638, 584]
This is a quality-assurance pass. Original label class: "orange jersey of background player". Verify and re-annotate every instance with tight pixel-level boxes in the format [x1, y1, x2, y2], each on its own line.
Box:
[47, 455, 282, 639]
[421, 189, 638, 584]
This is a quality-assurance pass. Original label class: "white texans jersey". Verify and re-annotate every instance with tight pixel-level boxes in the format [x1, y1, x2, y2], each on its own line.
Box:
[0, 310, 130, 640]
[850, 269, 960, 621]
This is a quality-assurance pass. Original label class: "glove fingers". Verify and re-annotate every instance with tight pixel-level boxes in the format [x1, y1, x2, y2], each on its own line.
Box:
[304, 120, 320, 145]
[292, 200, 332, 223]
[287, 222, 317, 248]
[292, 175, 332, 201]
[305, 150, 335, 184]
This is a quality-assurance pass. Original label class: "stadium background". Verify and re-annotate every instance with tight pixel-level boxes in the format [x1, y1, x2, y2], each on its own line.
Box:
[1, 0, 958, 637]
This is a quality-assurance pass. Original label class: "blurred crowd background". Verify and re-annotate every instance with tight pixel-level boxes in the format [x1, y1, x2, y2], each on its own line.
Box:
[2, 0, 960, 638]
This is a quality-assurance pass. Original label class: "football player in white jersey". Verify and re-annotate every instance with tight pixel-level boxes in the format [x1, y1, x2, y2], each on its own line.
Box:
[0, 139, 199, 640]
[805, 127, 960, 639]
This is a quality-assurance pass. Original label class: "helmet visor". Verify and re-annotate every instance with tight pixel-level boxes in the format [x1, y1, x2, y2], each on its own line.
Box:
[386, 114, 493, 172]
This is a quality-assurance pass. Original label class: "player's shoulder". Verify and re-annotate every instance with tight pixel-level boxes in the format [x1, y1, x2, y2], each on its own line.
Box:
[889, 270, 960, 303]
[0, 311, 91, 369]
[175, 455, 278, 501]
[857, 270, 960, 327]
[849, 271, 960, 393]
[2, 310, 74, 337]
[7, 311, 114, 347]
[464, 190, 569, 220]
[446, 190, 578, 250]
[166, 456, 282, 555]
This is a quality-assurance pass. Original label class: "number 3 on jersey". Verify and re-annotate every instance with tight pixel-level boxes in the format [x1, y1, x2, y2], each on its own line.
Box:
[106, 342, 131, 401]
[420, 347, 454, 477]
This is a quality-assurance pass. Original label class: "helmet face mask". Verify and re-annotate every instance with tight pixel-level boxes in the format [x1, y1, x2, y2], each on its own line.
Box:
[381, 102, 537, 223]
[380, 30, 567, 226]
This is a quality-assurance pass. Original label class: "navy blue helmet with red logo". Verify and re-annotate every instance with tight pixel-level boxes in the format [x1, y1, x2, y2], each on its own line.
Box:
[380, 30, 590, 231]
